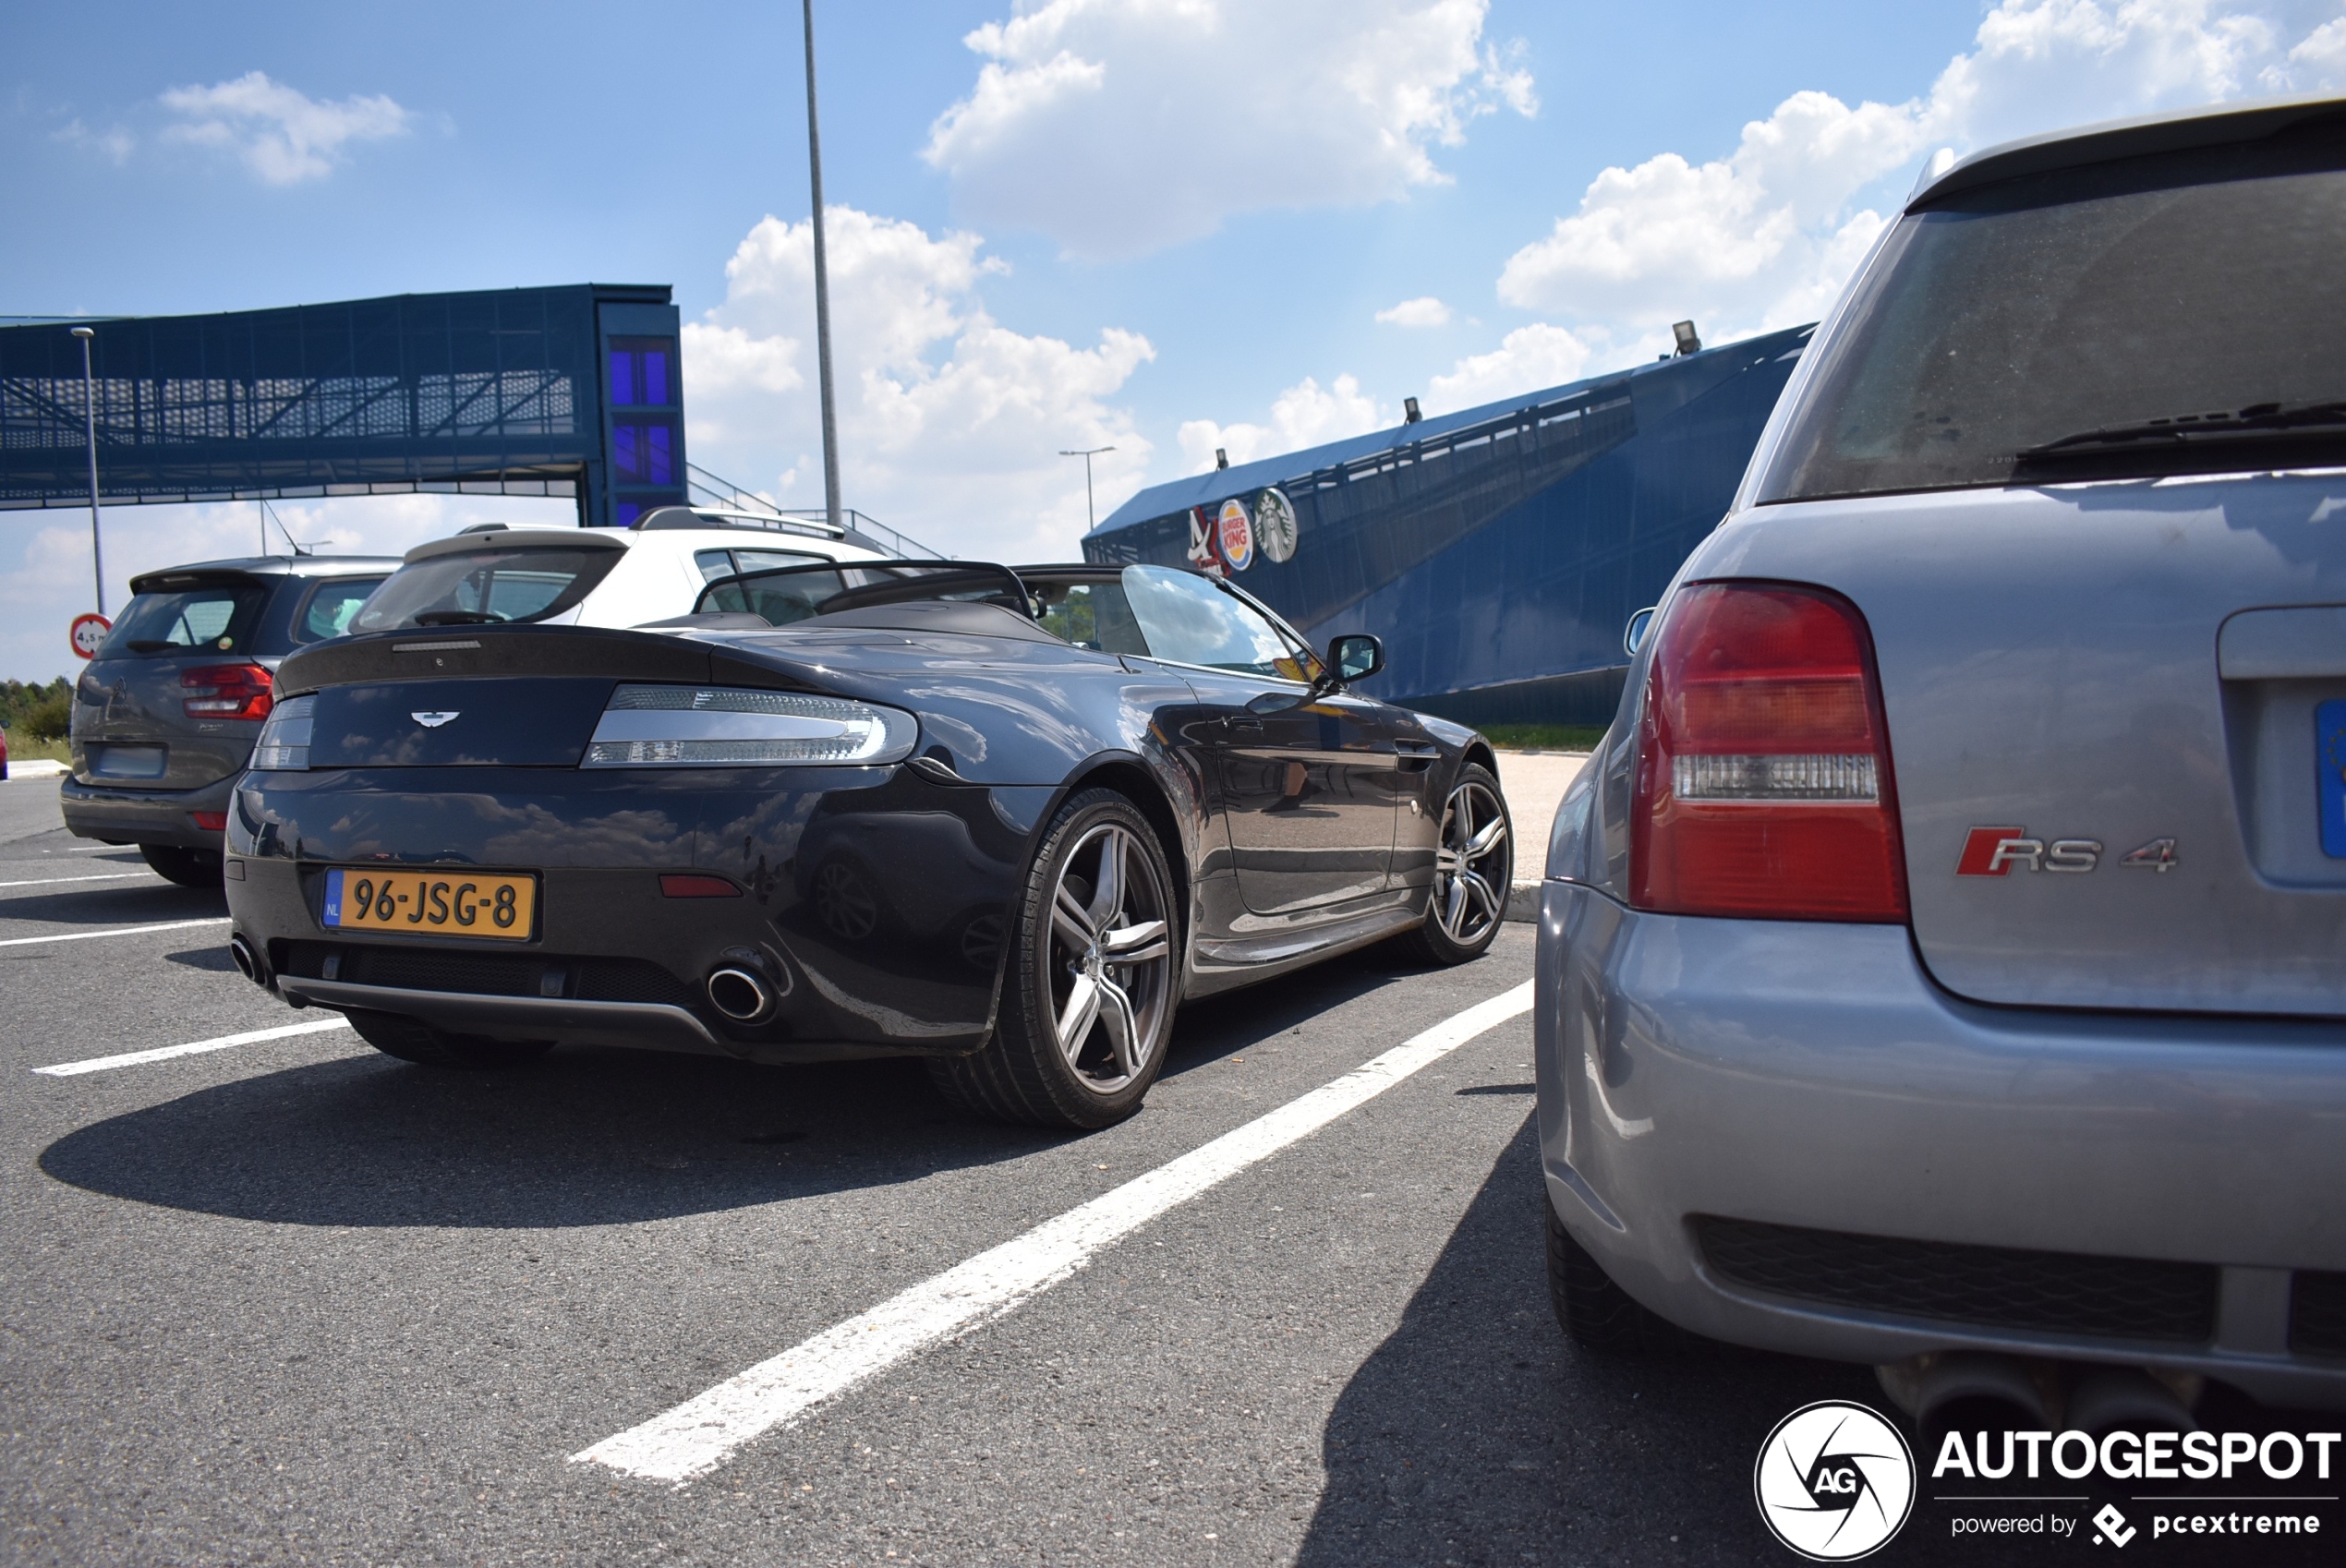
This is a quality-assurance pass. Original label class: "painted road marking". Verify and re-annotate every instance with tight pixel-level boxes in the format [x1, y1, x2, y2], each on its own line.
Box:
[574, 979, 1537, 1485]
[0, 871, 159, 890]
[0, 917, 230, 949]
[34, 1017, 353, 1077]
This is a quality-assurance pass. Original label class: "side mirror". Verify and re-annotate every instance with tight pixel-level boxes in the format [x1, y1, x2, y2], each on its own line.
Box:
[1325, 633, 1384, 684]
[1624, 606, 1659, 657]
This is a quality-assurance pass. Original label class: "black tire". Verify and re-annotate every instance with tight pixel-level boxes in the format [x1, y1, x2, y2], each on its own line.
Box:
[928, 789, 1179, 1131]
[1395, 762, 1512, 965]
[1546, 1197, 1699, 1355]
[140, 843, 224, 889]
[345, 1009, 554, 1070]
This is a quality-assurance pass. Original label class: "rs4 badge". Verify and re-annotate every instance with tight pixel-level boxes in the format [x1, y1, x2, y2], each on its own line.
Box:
[1956, 828, 2176, 876]
[1955, 828, 2101, 875]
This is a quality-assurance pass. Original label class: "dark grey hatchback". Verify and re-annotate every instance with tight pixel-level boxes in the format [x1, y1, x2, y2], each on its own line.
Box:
[63, 555, 397, 886]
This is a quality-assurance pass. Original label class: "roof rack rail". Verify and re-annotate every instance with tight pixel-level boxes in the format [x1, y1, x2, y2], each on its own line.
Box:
[634, 504, 848, 540]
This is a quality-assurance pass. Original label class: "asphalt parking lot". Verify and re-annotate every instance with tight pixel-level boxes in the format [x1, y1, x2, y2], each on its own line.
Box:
[13, 766, 2320, 1568]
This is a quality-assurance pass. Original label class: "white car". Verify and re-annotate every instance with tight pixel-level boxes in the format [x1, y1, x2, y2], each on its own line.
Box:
[348, 507, 893, 634]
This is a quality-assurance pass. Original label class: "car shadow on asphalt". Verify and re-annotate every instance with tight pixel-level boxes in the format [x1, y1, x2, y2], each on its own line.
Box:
[1294, 1116, 1881, 1567]
[1291, 1120, 2338, 1567]
[1159, 939, 1456, 1080]
[0, 881, 226, 927]
[34, 942, 1429, 1233]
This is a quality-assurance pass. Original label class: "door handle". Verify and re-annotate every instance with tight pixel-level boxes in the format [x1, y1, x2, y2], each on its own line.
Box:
[1231, 717, 1264, 731]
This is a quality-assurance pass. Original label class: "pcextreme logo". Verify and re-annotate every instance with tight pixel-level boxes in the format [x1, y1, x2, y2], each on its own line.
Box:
[1754, 1401, 1916, 1561]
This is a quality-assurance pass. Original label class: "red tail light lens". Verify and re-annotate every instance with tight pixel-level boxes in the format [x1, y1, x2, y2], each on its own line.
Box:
[1629, 581, 1907, 922]
[182, 663, 274, 721]
[659, 874, 743, 899]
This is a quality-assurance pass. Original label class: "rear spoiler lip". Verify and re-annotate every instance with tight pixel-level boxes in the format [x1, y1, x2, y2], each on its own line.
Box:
[271, 622, 828, 701]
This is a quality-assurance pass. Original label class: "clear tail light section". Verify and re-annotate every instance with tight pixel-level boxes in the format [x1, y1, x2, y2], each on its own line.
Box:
[182, 663, 274, 720]
[1629, 581, 1907, 922]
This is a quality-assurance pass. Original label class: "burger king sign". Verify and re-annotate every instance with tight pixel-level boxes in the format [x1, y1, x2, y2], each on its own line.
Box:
[1215, 497, 1255, 572]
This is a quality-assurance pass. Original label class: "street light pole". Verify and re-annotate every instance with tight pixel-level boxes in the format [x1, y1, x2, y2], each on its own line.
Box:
[1058, 446, 1116, 532]
[801, 0, 843, 537]
[71, 326, 104, 616]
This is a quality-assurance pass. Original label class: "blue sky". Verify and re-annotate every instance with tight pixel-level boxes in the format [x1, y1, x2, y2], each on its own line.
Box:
[5, 0, 2343, 681]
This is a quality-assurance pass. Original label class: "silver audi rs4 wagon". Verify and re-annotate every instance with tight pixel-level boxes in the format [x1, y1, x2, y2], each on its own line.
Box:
[1538, 95, 2346, 1417]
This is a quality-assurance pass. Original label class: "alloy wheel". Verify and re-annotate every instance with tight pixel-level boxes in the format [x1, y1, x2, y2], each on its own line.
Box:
[1046, 822, 1173, 1094]
[1432, 778, 1510, 944]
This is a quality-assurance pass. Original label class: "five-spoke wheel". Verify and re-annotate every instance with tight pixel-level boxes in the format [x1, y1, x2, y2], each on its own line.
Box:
[1398, 762, 1513, 965]
[929, 789, 1178, 1128]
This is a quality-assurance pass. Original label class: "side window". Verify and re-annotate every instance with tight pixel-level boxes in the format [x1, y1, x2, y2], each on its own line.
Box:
[1034, 581, 1149, 656]
[294, 578, 385, 643]
[702, 569, 851, 627]
[1120, 565, 1316, 681]
[695, 547, 826, 585]
[733, 549, 825, 574]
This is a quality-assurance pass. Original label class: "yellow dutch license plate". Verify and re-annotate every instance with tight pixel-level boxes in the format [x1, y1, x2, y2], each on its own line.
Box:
[321, 867, 538, 940]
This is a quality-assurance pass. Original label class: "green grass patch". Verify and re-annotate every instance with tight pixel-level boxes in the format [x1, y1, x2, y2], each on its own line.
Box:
[5, 734, 70, 766]
[1480, 723, 1608, 752]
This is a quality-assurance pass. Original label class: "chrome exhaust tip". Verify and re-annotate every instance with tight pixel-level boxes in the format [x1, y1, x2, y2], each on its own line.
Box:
[707, 966, 775, 1023]
[228, 933, 269, 987]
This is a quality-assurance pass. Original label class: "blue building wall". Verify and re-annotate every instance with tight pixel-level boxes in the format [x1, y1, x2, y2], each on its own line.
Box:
[1084, 324, 1809, 725]
[0, 283, 683, 529]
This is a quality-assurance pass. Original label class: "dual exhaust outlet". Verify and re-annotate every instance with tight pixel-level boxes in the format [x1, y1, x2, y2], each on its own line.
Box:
[228, 930, 782, 1026]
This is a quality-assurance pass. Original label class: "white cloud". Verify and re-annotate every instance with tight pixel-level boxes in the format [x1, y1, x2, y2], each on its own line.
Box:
[1497, 0, 2342, 351]
[682, 208, 1155, 561]
[1375, 296, 1453, 328]
[924, 0, 1536, 259]
[1177, 374, 1388, 474]
[1423, 322, 1594, 415]
[53, 119, 134, 164]
[2277, 15, 2346, 86]
[160, 71, 411, 185]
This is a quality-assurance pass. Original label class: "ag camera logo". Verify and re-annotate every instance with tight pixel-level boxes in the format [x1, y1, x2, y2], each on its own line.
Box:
[1755, 1401, 1916, 1561]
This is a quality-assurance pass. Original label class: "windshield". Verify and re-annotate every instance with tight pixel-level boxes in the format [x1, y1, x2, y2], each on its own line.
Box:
[1120, 565, 1320, 681]
[1757, 118, 2346, 502]
[696, 561, 1028, 624]
[352, 548, 619, 632]
[100, 584, 269, 657]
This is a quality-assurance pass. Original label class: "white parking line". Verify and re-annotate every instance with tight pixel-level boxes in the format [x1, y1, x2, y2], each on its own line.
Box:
[574, 979, 1537, 1486]
[33, 1017, 353, 1077]
[0, 917, 230, 949]
[0, 871, 159, 890]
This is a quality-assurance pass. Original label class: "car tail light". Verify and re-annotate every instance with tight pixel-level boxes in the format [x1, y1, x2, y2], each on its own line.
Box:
[182, 663, 274, 720]
[189, 812, 228, 832]
[1629, 581, 1907, 922]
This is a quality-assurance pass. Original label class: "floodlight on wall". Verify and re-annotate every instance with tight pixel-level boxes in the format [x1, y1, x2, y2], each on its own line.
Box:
[1403, 396, 1422, 424]
[1672, 320, 1702, 356]
[1215, 448, 1228, 470]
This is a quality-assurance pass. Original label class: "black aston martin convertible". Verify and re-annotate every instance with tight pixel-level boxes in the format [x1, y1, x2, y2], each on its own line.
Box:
[224, 557, 1514, 1128]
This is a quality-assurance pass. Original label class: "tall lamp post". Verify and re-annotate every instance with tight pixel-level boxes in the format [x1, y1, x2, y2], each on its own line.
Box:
[801, 0, 843, 537]
[70, 326, 104, 616]
[1059, 445, 1116, 532]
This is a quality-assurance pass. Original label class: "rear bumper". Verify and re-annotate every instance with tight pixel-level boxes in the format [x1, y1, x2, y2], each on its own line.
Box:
[59, 774, 236, 849]
[1535, 878, 2346, 1409]
[225, 764, 1055, 1063]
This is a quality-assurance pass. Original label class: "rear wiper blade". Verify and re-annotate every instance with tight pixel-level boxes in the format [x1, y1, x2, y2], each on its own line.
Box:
[2018, 400, 2346, 459]
[409, 609, 507, 626]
